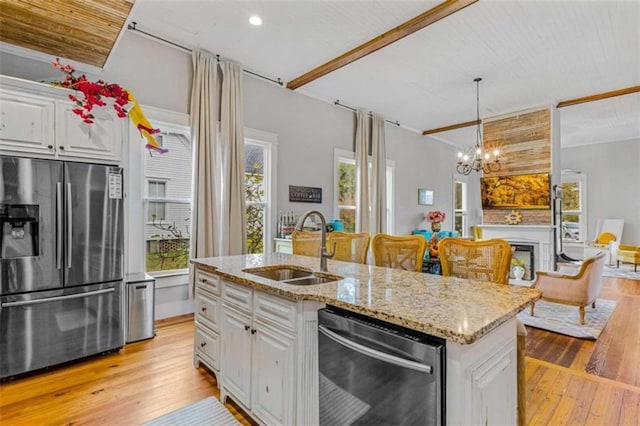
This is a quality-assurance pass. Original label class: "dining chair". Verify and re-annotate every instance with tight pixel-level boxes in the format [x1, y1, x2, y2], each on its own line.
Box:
[291, 230, 322, 257]
[371, 234, 426, 272]
[438, 237, 512, 284]
[327, 232, 370, 264]
[438, 237, 526, 426]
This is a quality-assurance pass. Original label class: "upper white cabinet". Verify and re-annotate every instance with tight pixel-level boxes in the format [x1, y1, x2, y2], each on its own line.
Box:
[56, 100, 123, 163]
[0, 88, 55, 156]
[0, 76, 123, 164]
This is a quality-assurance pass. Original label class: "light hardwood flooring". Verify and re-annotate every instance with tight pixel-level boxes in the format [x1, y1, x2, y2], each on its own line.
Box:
[1, 276, 639, 425]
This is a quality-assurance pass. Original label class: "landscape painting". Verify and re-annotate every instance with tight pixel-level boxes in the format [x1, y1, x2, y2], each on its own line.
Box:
[480, 172, 551, 210]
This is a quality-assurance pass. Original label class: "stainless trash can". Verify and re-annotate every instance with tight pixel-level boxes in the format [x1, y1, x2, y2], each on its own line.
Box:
[125, 273, 156, 343]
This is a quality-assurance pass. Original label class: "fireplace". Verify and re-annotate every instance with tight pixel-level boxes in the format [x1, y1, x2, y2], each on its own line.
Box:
[510, 244, 535, 281]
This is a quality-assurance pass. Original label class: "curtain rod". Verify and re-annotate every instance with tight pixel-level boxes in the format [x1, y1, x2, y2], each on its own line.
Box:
[127, 22, 284, 86]
[334, 100, 400, 127]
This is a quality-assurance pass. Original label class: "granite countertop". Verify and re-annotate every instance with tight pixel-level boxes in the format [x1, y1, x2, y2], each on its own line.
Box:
[192, 253, 541, 344]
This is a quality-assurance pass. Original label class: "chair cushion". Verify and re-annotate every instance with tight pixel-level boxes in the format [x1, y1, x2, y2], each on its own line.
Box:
[597, 232, 616, 245]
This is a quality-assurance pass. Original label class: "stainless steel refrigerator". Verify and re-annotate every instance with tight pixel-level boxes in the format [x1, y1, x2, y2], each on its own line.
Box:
[0, 156, 124, 379]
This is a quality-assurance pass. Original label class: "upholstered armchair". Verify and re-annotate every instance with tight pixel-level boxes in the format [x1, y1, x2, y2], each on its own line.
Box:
[583, 219, 624, 265]
[530, 251, 606, 324]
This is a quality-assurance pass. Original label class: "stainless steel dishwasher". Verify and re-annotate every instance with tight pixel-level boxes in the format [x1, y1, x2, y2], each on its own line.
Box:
[318, 306, 445, 425]
[125, 273, 156, 343]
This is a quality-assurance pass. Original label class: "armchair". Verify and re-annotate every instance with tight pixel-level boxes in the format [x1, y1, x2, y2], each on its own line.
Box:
[530, 251, 606, 324]
[583, 219, 624, 265]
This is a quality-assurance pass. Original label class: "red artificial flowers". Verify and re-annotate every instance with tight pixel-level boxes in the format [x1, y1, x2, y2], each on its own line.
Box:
[425, 211, 446, 223]
[51, 59, 130, 124]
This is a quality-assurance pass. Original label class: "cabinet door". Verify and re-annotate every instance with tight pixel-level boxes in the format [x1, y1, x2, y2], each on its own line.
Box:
[0, 89, 55, 156]
[56, 101, 123, 163]
[251, 322, 295, 426]
[196, 291, 220, 332]
[221, 306, 252, 407]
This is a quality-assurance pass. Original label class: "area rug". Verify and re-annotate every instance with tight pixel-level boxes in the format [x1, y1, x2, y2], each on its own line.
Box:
[602, 265, 640, 280]
[517, 298, 617, 339]
[142, 397, 240, 426]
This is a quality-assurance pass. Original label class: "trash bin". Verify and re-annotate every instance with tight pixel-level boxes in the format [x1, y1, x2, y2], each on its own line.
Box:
[125, 273, 156, 343]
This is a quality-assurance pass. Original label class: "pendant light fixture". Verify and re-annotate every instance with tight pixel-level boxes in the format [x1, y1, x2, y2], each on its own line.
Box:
[456, 77, 504, 175]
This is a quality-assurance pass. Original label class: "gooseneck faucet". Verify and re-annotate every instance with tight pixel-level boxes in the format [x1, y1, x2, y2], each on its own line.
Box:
[294, 210, 334, 272]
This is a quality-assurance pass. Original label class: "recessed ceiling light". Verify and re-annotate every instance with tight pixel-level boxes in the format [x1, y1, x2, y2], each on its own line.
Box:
[249, 16, 262, 26]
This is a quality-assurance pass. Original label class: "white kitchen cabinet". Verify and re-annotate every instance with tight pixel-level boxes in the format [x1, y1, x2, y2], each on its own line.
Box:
[193, 270, 221, 377]
[0, 88, 55, 156]
[0, 76, 124, 164]
[55, 100, 123, 163]
[218, 279, 303, 426]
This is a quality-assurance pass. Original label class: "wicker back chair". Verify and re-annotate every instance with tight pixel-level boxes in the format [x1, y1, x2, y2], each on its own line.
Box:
[438, 237, 512, 284]
[371, 234, 426, 272]
[291, 230, 322, 257]
[327, 232, 370, 264]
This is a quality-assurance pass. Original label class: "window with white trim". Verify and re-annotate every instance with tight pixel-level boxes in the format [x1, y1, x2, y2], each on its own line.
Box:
[561, 173, 586, 242]
[144, 131, 192, 274]
[454, 179, 467, 237]
[334, 149, 394, 234]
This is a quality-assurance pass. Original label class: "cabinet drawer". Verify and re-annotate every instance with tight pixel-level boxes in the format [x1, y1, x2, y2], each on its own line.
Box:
[196, 291, 220, 331]
[196, 269, 220, 295]
[254, 291, 297, 334]
[222, 280, 253, 313]
[195, 325, 220, 371]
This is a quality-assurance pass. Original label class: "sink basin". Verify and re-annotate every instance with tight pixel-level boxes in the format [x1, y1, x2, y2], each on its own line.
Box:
[243, 266, 312, 281]
[282, 275, 340, 286]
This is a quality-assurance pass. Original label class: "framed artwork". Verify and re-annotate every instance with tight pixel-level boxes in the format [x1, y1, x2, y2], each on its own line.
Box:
[418, 188, 434, 205]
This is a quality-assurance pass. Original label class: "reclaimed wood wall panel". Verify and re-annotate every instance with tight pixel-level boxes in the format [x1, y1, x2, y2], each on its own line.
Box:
[482, 107, 552, 225]
[0, 0, 134, 68]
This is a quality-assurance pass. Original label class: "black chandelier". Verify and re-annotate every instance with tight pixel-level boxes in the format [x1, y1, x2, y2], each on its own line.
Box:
[456, 77, 504, 175]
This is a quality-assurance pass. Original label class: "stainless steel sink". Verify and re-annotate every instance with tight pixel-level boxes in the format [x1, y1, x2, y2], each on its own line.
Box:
[243, 266, 312, 281]
[282, 275, 339, 286]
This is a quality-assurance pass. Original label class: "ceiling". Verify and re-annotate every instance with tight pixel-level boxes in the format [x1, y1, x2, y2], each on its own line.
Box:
[1, 0, 639, 149]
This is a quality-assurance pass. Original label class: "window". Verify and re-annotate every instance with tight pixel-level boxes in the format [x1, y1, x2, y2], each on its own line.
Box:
[334, 149, 394, 234]
[144, 131, 192, 274]
[561, 173, 586, 242]
[244, 129, 276, 254]
[147, 181, 166, 221]
[454, 179, 468, 237]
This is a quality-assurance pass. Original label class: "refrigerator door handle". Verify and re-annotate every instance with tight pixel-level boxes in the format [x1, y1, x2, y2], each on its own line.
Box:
[66, 182, 72, 269]
[56, 182, 63, 270]
[1, 288, 115, 307]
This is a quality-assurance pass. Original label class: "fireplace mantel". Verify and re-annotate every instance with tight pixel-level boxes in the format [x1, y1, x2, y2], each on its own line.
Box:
[478, 224, 557, 275]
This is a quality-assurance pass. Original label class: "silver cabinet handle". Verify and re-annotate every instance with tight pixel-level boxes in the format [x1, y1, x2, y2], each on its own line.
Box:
[2, 288, 115, 307]
[56, 182, 63, 270]
[318, 325, 433, 374]
[66, 182, 72, 269]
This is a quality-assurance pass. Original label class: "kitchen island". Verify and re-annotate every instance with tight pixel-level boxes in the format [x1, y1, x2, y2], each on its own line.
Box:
[191, 253, 541, 425]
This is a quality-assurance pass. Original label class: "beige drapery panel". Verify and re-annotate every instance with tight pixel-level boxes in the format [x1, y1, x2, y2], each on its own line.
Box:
[220, 61, 247, 255]
[370, 113, 387, 234]
[189, 51, 246, 296]
[355, 110, 370, 233]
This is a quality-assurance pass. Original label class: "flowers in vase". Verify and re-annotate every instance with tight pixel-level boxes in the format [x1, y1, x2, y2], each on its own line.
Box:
[425, 211, 446, 223]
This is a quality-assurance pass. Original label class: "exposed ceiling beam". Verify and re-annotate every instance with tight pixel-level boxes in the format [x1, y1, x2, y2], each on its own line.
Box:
[286, 0, 478, 90]
[556, 86, 640, 108]
[422, 119, 479, 135]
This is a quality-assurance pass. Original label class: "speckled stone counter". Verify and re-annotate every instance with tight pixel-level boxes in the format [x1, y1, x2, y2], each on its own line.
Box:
[191, 253, 541, 344]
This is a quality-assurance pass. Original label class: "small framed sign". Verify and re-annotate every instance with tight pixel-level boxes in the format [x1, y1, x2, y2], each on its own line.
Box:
[289, 185, 322, 203]
[418, 188, 434, 205]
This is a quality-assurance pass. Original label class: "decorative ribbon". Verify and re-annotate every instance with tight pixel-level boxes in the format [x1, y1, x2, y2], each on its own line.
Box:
[126, 90, 168, 154]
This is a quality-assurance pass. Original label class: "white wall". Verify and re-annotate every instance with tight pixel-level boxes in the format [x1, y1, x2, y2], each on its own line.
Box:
[561, 138, 640, 245]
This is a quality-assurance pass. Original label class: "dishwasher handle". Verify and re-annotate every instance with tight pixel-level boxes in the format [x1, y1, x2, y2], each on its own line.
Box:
[318, 325, 432, 374]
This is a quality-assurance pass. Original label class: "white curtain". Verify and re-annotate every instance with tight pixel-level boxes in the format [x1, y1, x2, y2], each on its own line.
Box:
[220, 61, 247, 255]
[355, 110, 370, 233]
[189, 52, 247, 296]
[370, 114, 387, 234]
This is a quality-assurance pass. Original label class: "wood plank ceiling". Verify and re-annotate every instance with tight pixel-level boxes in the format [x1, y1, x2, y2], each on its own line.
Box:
[0, 0, 134, 68]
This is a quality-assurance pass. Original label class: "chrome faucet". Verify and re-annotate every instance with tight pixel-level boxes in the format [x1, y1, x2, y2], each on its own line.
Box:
[295, 210, 334, 272]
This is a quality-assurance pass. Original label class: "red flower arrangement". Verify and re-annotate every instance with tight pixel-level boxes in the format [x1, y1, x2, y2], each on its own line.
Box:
[425, 211, 446, 223]
[51, 59, 129, 124]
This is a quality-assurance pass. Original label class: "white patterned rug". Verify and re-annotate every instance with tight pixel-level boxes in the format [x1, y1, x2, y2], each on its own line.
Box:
[517, 298, 617, 339]
[602, 265, 640, 280]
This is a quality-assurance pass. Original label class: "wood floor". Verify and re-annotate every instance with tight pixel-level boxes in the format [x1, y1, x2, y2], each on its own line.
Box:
[1, 276, 638, 425]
